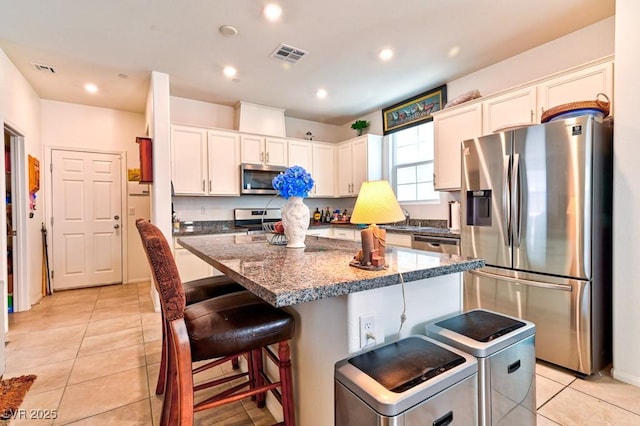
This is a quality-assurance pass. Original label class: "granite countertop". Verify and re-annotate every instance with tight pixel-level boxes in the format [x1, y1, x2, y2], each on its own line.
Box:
[178, 234, 483, 307]
[173, 220, 460, 239]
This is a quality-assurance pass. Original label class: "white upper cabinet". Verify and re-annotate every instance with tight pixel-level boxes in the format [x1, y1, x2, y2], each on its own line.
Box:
[288, 138, 334, 197]
[171, 125, 240, 196]
[240, 134, 288, 166]
[433, 59, 614, 192]
[538, 61, 614, 117]
[207, 130, 241, 195]
[311, 143, 335, 197]
[171, 125, 208, 195]
[336, 135, 382, 196]
[336, 142, 353, 196]
[482, 86, 537, 135]
[433, 103, 482, 191]
[288, 139, 313, 170]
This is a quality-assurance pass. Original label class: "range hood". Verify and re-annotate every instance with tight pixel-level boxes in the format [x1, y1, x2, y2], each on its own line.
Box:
[234, 101, 286, 137]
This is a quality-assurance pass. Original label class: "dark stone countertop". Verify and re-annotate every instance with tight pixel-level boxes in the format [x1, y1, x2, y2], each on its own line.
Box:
[178, 234, 483, 307]
[173, 220, 460, 239]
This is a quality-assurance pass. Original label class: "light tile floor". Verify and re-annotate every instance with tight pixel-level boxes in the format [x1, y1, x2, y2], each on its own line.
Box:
[3, 282, 640, 425]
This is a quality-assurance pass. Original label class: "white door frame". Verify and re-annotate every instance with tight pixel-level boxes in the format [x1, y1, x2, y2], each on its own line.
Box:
[2, 124, 28, 317]
[44, 146, 129, 289]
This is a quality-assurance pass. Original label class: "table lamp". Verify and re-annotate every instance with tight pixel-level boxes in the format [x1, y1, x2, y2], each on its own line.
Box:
[349, 180, 406, 270]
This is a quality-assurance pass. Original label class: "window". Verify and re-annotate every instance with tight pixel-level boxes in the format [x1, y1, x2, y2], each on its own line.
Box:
[391, 121, 438, 202]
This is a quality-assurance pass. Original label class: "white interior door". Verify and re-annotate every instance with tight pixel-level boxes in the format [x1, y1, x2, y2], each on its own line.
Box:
[52, 150, 123, 290]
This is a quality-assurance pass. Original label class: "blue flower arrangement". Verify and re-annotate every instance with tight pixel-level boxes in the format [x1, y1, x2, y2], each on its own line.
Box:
[272, 165, 315, 199]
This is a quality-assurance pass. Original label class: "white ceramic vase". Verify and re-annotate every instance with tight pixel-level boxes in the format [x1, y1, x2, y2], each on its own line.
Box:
[282, 196, 310, 248]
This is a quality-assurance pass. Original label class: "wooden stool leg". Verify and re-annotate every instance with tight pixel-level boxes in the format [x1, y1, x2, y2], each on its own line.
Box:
[252, 348, 266, 408]
[231, 356, 240, 369]
[278, 341, 295, 426]
[160, 331, 177, 425]
[156, 319, 168, 395]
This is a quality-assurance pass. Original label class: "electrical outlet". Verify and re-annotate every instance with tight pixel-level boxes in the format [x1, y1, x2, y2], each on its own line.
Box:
[360, 314, 376, 348]
[201, 206, 206, 215]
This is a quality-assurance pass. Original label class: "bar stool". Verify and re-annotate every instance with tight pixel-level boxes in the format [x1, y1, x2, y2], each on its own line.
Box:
[137, 220, 296, 426]
[136, 219, 246, 396]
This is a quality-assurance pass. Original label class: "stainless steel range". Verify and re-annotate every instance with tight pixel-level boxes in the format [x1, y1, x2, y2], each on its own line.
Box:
[234, 208, 281, 234]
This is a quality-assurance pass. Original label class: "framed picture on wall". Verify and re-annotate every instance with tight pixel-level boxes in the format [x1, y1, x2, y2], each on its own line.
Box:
[382, 85, 447, 135]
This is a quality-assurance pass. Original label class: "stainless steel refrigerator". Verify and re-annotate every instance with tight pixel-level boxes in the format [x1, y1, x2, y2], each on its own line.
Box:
[460, 115, 613, 375]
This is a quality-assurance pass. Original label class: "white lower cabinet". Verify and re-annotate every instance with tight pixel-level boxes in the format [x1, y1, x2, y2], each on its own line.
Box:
[332, 228, 356, 241]
[306, 227, 332, 237]
[173, 237, 223, 282]
[385, 232, 412, 248]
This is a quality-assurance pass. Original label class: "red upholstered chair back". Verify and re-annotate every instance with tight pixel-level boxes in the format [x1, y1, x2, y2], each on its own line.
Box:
[136, 219, 186, 321]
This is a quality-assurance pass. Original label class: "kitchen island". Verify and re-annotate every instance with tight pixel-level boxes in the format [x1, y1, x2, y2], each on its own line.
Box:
[178, 234, 484, 426]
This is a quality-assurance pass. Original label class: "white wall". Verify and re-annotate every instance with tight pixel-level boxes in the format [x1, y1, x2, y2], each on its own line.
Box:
[170, 96, 235, 129]
[447, 16, 615, 100]
[40, 100, 150, 283]
[285, 116, 346, 143]
[612, 0, 640, 387]
[373, 17, 616, 222]
[0, 48, 43, 312]
[173, 195, 354, 223]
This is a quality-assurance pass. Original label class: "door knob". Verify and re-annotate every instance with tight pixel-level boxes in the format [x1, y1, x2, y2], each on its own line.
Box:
[114, 224, 120, 229]
[114, 215, 120, 220]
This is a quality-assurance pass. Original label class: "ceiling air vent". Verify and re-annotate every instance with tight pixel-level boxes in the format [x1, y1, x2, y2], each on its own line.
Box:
[270, 43, 307, 63]
[32, 63, 56, 73]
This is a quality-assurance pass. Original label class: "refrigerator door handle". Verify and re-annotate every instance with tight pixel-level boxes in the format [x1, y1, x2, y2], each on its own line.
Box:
[468, 269, 572, 292]
[512, 153, 522, 247]
[503, 155, 511, 247]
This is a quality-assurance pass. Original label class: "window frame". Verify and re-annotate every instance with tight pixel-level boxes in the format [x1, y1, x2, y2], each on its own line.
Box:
[390, 122, 439, 203]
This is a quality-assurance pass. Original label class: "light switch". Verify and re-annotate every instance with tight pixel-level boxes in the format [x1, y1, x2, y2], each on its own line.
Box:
[128, 207, 136, 216]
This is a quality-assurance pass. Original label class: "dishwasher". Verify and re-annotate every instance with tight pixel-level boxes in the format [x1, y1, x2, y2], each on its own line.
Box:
[412, 235, 460, 255]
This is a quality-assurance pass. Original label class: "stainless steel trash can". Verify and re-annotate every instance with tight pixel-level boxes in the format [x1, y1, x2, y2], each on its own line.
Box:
[426, 309, 536, 426]
[335, 335, 478, 426]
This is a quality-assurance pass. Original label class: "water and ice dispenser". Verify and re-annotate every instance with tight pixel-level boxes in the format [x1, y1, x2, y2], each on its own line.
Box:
[466, 190, 492, 227]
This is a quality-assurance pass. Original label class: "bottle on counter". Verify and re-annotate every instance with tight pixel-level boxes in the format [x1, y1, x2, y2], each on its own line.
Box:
[314, 207, 321, 222]
[172, 211, 180, 231]
[325, 206, 332, 223]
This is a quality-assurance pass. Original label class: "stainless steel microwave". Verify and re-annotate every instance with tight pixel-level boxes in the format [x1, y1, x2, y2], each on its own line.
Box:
[240, 163, 286, 194]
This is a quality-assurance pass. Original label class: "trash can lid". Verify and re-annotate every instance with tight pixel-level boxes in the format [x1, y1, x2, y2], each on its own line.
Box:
[435, 310, 525, 342]
[335, 335, 477, 417]
[348, 336, 465, 393]
[426, 309, 536, 357]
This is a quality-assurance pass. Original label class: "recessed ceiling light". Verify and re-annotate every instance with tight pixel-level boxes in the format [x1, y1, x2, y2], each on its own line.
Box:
[264, 3, 282, 21]
[316, 88, 327, 99]
[84, 83, 98, 93]
[379, 48, 394, 61]
[223, 66, 237, 78]
[448, 46, 461, 58]
[118, 73, 128, 79]
[219, 25, 239, 37]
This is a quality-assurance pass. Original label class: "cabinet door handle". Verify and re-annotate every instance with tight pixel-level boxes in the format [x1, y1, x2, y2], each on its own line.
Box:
[266, 152, 270, 163]
[530, 109, 534, 122]
[260, 152, 264, 162]
[209, 180, 212, 192]
[202, 180, 205, 191]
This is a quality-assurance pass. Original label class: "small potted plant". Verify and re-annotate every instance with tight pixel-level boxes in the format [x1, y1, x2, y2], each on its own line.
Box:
[351, 120, 370, 136]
